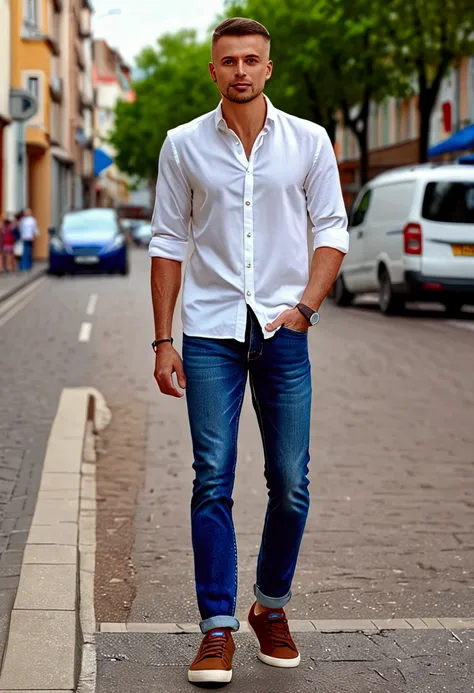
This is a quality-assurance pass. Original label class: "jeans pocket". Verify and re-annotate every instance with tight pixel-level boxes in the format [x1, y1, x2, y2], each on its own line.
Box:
[280, 326, 308, 336]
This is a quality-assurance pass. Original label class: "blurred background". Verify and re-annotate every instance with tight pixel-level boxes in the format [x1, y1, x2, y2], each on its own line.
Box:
[1, 0, 474, 261]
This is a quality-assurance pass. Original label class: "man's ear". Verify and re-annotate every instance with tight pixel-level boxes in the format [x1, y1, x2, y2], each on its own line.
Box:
[209, 62, 217, 82]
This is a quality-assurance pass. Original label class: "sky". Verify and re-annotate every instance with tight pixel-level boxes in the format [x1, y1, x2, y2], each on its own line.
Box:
[92, 0, 226, 65]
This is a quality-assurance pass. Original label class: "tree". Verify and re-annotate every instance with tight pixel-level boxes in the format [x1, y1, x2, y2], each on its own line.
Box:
[225, 0, 404, 183]
[386, 0, 474, 161]
[110, 30, 218, 181]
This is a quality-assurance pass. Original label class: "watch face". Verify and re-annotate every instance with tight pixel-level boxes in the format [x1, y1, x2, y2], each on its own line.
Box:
[310, 312, 320, 326]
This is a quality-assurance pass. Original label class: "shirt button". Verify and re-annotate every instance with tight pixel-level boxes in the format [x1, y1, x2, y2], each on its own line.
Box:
[245, 201, 251, 206]
[247, 233, 251, 238]
[247, 291, 252, 296]
[247, 263, 251, 268]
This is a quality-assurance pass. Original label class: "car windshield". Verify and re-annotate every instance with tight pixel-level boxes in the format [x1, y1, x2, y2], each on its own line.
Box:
[61, 210, 118, 234]
[422, 181, 474, 224]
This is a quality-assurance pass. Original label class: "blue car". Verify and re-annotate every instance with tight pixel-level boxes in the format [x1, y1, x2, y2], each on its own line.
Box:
[48, 208, 129, 276]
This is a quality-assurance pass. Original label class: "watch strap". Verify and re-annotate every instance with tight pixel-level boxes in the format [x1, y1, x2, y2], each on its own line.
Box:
[296, 303, 314, 324]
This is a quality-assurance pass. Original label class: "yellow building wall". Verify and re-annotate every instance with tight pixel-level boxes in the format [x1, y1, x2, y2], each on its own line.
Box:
[28, 151, 51, 258]
[11, 0, 53, 258]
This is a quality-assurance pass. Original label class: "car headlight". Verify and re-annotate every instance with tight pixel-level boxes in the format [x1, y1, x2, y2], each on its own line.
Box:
[103, 235, 126, 252]
[50, 236, 66, 252]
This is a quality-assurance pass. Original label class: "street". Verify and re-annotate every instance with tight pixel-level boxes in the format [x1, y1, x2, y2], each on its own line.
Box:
[1, 248, 474, 691]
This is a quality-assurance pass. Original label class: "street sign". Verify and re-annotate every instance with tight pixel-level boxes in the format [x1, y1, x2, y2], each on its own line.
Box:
[9, 88, 38, 121]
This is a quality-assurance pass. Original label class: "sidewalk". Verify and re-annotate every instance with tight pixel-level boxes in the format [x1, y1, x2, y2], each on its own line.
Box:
[0, 264, 47, 303]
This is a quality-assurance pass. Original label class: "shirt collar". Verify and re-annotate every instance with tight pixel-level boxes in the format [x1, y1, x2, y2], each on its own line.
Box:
[214, 95, 276, 132]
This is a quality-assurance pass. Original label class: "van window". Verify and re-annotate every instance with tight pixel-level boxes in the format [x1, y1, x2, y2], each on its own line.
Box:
[422, 181, 474, 224]
[350, 190, 372, 227]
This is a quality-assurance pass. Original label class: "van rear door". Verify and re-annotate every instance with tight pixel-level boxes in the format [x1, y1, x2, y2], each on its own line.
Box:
[421, 179, 474, 279]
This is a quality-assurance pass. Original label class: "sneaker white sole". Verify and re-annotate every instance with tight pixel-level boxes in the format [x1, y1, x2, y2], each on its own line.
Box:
[257, 651, 301, 668]
[249, 623, 301, 668]
[188, 669, 232, 684]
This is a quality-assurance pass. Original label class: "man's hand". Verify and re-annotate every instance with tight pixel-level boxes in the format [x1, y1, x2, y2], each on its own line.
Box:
[154, 344, 187, 398]
[265, 307, 309, 333]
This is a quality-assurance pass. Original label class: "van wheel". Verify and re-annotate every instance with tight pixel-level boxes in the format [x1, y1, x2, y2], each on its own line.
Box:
[379, 269, 404, 315]
[444, 299, 464, 317]
[334, 275, 354, 306]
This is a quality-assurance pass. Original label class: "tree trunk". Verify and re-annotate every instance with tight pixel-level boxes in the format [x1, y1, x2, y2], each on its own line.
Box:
[418, 95, 433, 163]
[355, 126, 369, 185]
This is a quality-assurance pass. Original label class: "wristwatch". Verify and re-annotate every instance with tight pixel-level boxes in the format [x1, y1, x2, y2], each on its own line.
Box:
[296, 303, 320, 326]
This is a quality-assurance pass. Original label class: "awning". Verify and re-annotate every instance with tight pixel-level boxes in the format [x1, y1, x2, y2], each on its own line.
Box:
[428, 124, 474, 157]
[94, 148, 114, 176]
[458, 153, 474, 165]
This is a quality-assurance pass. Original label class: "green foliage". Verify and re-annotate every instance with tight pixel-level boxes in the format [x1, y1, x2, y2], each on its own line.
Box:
[109, 30, 218, 180]
[110, 0, 474, 180]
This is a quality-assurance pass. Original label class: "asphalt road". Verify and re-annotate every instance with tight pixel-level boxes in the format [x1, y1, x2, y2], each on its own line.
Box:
[1, 249, 474, 691]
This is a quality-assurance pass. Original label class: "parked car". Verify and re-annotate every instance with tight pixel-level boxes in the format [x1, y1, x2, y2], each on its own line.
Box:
[334, 164, 474, 315]
[48, 208, 129, 276]
[133, 222, 153, 247]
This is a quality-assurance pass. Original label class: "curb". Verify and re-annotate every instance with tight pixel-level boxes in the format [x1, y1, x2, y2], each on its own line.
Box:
[0, 266, 47, 305]
[0, 387, 109, 693]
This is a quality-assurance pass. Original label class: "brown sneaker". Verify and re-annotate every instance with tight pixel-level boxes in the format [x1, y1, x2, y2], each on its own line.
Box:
[188, 628, 235, 684]
[248, 601, 300, 668]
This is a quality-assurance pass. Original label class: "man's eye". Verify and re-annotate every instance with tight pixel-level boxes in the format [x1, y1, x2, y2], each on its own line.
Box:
[247, 59, 256, 64]
[224, 60, 233, 65]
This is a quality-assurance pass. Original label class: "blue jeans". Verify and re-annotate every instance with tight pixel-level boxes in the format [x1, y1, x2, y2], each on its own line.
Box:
[183, 308, 312, 634]
[20, 241, 33, 271]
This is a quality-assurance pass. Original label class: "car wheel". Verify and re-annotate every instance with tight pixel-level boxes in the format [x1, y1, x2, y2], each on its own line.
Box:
[334, 275, 354, 306]
[444, 299, 464, 317]
[379, 269, 404, 315]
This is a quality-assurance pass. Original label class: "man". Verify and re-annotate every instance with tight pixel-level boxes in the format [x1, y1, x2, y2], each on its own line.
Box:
[19, 208, 39, 271]
[149, 17, 348, 685]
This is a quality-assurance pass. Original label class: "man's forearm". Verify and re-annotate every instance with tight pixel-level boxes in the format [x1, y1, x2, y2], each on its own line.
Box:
[300, 247, 345, 311]
[151, 257, 182, 339]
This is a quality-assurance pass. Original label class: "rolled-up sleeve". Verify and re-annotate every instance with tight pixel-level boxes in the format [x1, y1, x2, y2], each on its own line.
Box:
[305, 129, 349, 254]
[148, 135, 191, 261]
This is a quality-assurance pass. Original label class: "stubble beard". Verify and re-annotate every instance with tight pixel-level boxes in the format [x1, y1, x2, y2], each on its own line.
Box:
[225, 84, 263, 104]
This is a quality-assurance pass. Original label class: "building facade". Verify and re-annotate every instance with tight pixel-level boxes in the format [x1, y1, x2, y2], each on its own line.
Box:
[4, 0, 95, 258]
[93, 39, 132, 207]
[0, 0, 12, 218]
[336, 57, 474, 206]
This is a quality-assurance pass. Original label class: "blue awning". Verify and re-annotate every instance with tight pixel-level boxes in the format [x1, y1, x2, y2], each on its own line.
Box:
[428, 124, 474, 157]
[94, 148, 114, 176]
[458, 153, 474, 165]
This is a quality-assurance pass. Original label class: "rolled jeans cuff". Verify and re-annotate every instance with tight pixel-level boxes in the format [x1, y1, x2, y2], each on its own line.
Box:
[254, 583, 292, 609]
[200, 615, 240, 634]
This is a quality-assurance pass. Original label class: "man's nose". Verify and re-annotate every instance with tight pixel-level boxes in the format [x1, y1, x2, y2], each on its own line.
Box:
[235, 61, 246, 76]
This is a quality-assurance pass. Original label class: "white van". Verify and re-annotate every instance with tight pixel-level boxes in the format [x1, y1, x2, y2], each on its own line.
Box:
[334, 164, 474, 315]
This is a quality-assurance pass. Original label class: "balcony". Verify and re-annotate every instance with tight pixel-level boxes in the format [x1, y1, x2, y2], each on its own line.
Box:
[50, 75, 63, 103]
[79, 8, 91, 38]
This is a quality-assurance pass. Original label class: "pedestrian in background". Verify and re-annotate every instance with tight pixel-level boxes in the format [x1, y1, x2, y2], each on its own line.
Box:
[18, 208, 39, 272]
[1, 215, 19, 274]
[150, 17, 348, 686]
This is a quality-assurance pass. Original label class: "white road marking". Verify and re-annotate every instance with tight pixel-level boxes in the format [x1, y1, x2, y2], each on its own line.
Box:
[86, 293, 98, 316]
[447, 320, 474, 332]
[0, 277, 47, 329]
[78, 322, 92, 342]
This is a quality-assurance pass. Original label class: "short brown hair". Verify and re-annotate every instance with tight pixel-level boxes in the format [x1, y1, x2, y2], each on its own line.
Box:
[212, 17, 271, 45]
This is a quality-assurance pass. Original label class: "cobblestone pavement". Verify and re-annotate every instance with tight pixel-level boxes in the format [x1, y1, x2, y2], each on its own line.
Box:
[1, 249, 473, 690]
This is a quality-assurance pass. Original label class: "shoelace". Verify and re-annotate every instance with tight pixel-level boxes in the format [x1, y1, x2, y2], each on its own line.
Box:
[264, 617, 297, 650]
[197, 634, 229, 662]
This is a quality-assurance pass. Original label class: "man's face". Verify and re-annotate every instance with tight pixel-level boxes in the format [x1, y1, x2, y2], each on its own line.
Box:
[209, 34, 272, 104]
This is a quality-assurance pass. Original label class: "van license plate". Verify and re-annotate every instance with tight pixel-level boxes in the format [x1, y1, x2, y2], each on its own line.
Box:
[452, 244, 474, 257]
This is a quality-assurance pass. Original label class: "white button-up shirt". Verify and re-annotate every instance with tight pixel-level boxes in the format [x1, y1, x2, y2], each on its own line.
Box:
[19, 215, 40, 242]
[149, 97, 348, 342]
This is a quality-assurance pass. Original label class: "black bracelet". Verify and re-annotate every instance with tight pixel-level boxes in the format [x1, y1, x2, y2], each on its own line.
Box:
[152, 338, 174, 352]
